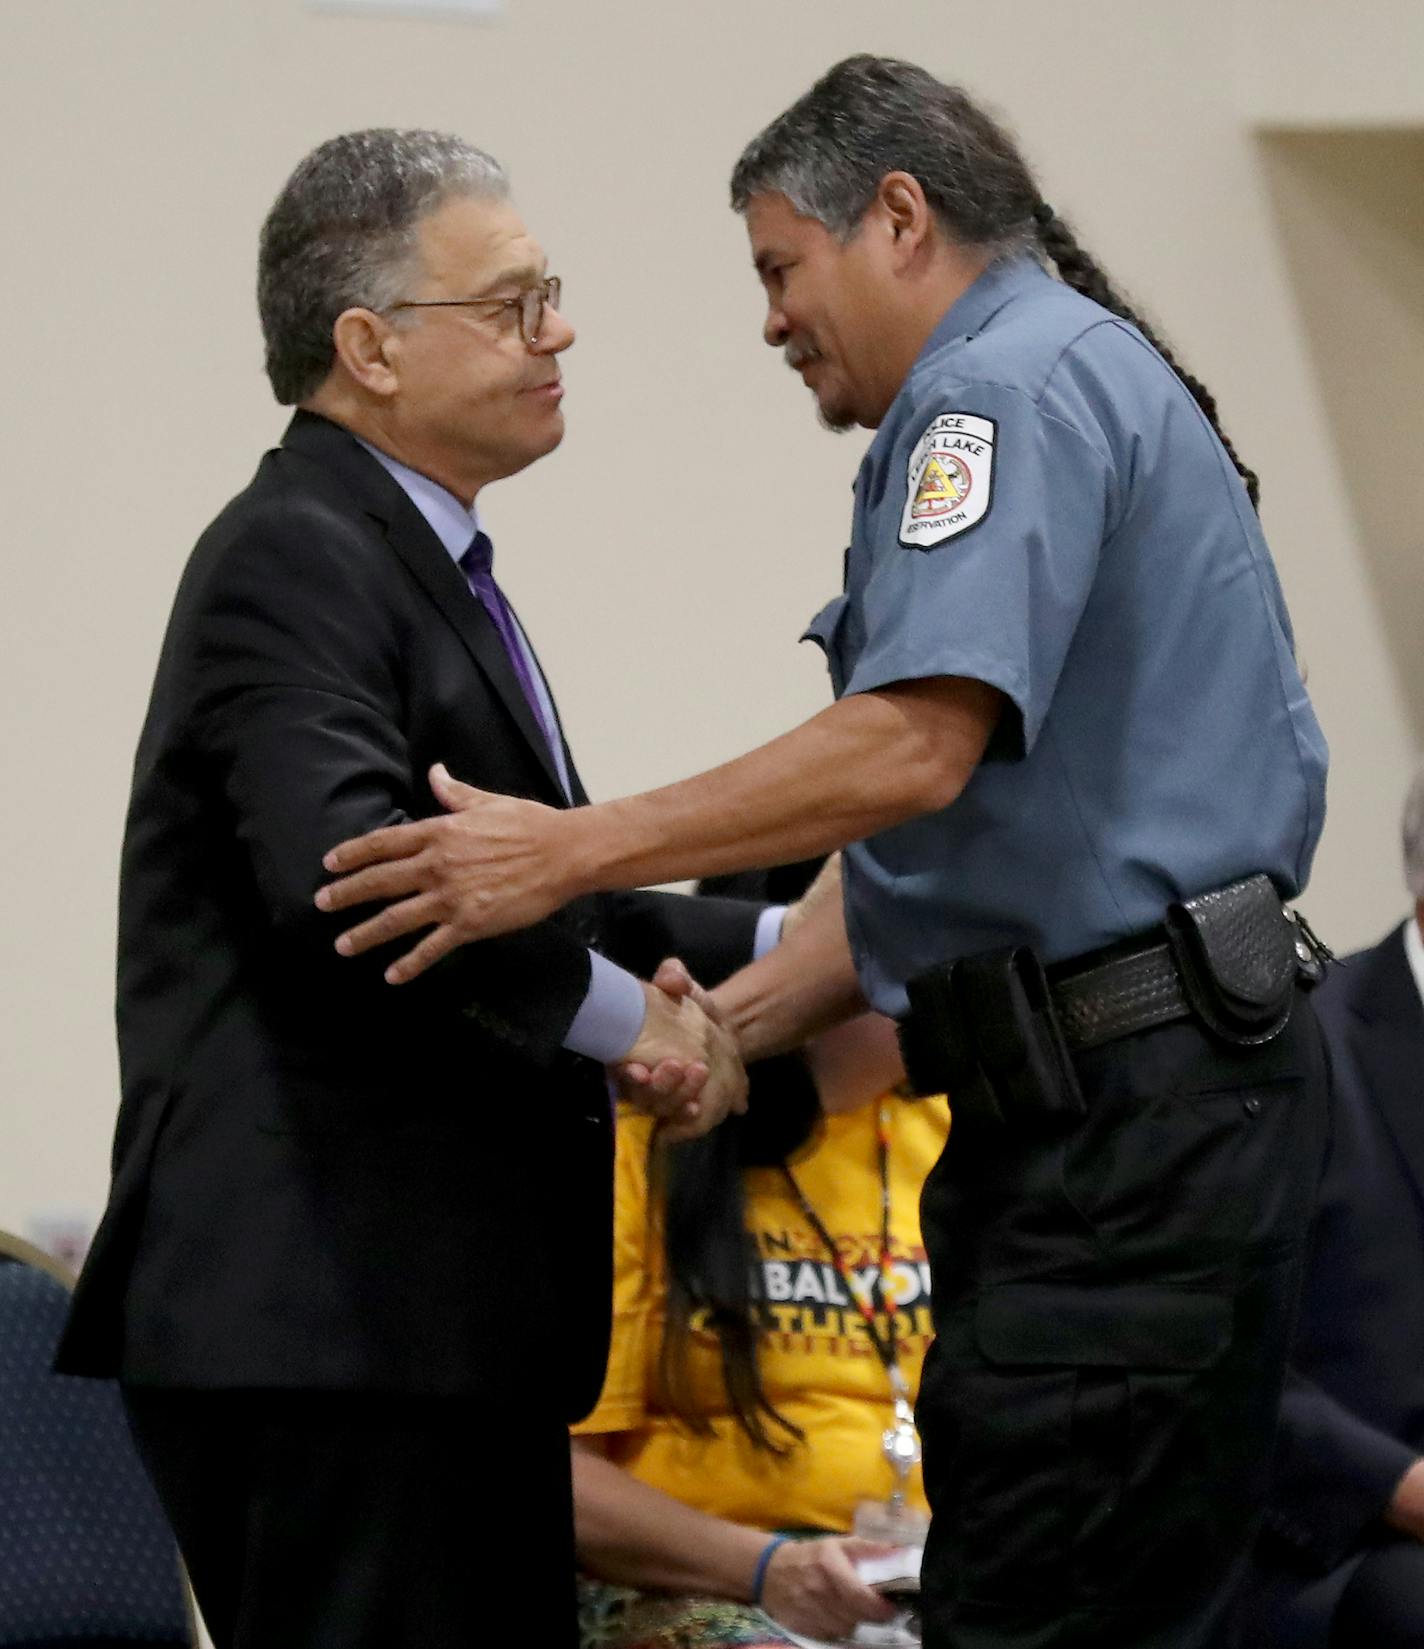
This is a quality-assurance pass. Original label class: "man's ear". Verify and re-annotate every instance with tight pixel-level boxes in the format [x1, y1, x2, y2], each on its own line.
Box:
[331, 307, 401, 397]
[876, 171, 935, 267]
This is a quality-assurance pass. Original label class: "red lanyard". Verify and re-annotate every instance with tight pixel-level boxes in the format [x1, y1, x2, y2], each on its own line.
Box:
[779, 1100, 898, 1375]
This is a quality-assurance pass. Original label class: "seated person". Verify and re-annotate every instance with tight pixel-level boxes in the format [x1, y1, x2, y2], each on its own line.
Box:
[573, 867, 950, 1646]
[1242, 766, 1424, 1647]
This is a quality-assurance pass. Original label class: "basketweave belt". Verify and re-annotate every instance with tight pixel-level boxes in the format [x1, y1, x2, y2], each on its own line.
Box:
[1043, 879, 1323, 1055]
[1046, 939, 1198, 1052]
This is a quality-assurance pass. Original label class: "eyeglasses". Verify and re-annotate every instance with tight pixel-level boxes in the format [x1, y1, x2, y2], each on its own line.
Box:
[384, 276, 562, 347]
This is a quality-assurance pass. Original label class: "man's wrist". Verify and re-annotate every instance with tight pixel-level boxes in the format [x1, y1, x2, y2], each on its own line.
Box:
[562, 954, 648, 1063]
[713, 960, 791, 1064]
[625, 979, 680, 1064]
[559, 802, 617, 901]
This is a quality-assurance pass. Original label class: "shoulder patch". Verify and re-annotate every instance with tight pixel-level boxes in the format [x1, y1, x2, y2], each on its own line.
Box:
[899, 413, 996, 549]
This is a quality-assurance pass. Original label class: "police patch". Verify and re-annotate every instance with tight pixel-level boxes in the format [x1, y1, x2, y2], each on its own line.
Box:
[899, 413, 996, 548]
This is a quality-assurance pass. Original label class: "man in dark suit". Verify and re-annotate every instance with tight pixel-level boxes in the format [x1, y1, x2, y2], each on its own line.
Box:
[1244, 769, 1424, 1647]
[57, 129, 756, 1649]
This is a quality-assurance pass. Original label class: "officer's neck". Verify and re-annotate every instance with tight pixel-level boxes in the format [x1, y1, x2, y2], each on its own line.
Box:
[866, 242, 996, 426]
[918, 239, 997, 344]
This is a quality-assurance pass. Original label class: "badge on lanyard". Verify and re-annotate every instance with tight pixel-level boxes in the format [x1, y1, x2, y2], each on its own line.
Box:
[899, 412, 996, 549]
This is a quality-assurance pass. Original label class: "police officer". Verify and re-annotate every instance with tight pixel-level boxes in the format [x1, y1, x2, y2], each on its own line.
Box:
[318, 56, 1332, 1649]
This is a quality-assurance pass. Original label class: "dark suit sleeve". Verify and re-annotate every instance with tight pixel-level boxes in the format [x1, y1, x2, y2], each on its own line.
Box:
[185, 497, 592, 1066]
[596, 889, 766, 988]
[1264, 1365, 1419, 1571]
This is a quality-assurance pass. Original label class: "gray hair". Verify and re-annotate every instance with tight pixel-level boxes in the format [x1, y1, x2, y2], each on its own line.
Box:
[729, 55, 1263, 509]
[730, 55, 1038, 253]
[258, 128, 508, 405]
[1404, 763, 1424, 900]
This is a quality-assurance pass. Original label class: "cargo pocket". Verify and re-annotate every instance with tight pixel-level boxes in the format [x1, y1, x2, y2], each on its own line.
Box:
[922, 1283, 1231, 1608]
[976, 1283, 1231, 1369]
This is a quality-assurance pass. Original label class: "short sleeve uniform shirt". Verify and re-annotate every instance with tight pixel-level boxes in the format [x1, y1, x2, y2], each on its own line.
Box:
[805, 256, 1328, 1017]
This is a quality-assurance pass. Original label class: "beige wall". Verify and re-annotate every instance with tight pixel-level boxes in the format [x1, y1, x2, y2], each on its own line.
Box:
[1257, 128, 1424, 741]
[1234, 0, 1424, 128]
[2, 0, 1419, 1242]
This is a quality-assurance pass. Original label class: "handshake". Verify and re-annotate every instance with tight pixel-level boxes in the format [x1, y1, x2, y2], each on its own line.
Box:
[311, 764, 766, 1142]
[611, 959, 749, 1144]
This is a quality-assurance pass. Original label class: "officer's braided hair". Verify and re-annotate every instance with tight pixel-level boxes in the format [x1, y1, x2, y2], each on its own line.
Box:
[1032, 205, 1260, 508]
[731, 55, 1261, 509]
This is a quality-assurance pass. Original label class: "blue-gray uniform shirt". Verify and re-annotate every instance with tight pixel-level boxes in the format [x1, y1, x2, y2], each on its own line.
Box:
[806, 255, 1328, 1018]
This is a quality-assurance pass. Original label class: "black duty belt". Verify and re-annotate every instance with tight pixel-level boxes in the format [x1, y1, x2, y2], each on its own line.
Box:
[1046, 877, 1326, 1053]
[1047, 939, 1194, 1052]
[898, 875, 1333, 1128]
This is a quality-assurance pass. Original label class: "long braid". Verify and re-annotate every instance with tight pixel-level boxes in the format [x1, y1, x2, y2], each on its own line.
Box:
[1033, 205, 1261, 510]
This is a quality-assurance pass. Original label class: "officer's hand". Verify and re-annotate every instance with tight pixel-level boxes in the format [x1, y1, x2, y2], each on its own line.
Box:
[317, 764, 576, 982]
[651, 956, 726, 1024]
[759, 1536, 899, 1641]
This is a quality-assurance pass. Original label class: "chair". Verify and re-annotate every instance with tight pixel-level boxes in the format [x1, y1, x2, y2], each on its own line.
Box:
[0, 1229, 197, 1647]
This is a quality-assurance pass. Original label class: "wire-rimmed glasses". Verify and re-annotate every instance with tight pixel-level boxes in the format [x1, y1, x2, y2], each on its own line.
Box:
[385, 276, 562, 347]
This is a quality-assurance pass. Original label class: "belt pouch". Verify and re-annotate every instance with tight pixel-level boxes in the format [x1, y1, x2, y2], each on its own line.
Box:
[960, 948, 1086, 1128]
[901, 948, 1084, 1128]
[1163, 874, 1297, 1047]
[900, 961, 1002, 1123]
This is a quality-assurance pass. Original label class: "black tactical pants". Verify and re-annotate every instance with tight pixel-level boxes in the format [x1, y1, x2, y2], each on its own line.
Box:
[916, 990, 1330, 1649]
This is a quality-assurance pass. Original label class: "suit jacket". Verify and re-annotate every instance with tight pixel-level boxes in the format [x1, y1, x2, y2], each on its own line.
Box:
[1251, 924, 1424, 1624]
[58, 411, 759, 1420]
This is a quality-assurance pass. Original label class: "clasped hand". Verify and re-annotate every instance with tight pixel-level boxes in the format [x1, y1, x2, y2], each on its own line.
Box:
[615, 966, 748, 1144]
[314, 764, 747, 1142]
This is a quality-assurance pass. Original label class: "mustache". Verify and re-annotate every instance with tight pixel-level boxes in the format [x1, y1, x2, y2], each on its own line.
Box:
[785, 341, 820, 372]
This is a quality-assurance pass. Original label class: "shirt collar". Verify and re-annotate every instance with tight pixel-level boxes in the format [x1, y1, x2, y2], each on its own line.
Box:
[918, 252, 1054, 363]
[356, 437, 482, 565]
[1404, 913, 1424, 1010]
[861, 255, 1054, 479]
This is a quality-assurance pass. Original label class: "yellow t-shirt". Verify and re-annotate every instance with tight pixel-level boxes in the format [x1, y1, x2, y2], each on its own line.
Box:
[573, 1093, 951, 1532]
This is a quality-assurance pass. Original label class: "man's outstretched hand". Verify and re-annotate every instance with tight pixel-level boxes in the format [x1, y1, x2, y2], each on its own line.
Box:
[614, 968, 748, 1145]
[316, 763, 577, 983]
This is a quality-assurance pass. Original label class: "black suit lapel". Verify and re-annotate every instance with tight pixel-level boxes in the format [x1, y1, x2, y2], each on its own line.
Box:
[1348, 925, 1424, 1204]
[279, 412, 567, 801]
[381, 514, 569, 801]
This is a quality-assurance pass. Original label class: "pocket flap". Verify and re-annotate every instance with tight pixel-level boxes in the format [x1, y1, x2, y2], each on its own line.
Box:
[800, 593, 849, 653]
[975, 1283, 1231, 1370]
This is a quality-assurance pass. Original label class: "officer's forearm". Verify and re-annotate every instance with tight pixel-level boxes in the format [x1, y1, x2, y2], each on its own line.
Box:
[565, 675, 1000, 896]
[712, 875, 868, 1061]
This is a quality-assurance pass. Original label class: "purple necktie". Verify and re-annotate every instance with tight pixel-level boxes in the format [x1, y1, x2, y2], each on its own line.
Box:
[459, 530, 559, 761]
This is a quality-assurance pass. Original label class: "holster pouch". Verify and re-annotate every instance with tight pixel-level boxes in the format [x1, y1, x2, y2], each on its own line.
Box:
[1163, 874, 1299, 1047]
[900, 946, 1084, 1130]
